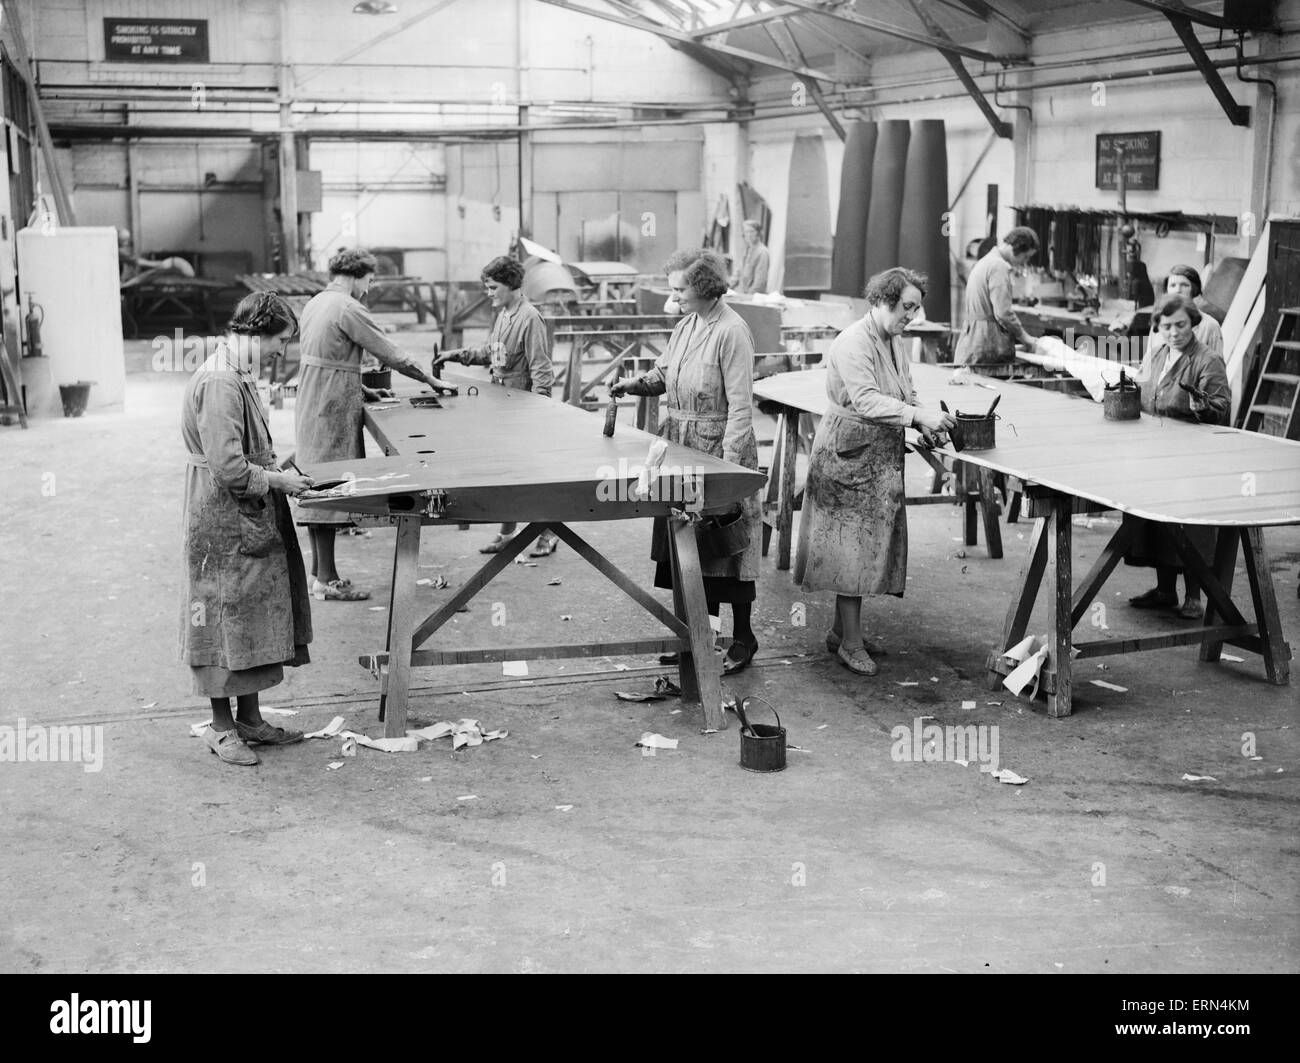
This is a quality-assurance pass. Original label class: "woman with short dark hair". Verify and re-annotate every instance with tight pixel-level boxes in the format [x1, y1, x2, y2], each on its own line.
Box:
[794, 267, 955, 676]
[1149, 264, 1224, 361]
[1125, 293, 1232, 620]
[294, 246, 455, 600]
[435, 254, 557, 554]
[180, 293, 315, 766]
[611, 248, 764, 675]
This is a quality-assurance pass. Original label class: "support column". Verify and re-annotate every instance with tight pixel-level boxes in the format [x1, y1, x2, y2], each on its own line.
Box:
[277, 0, 300, 272]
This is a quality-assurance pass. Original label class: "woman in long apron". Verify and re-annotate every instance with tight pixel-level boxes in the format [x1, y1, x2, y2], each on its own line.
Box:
[179, 293, 316, 766]
[794, 268, 955, 676]
[611, 250, 763, 675]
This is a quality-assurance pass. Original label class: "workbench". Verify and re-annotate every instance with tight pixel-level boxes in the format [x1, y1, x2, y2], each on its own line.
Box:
[297, 376, 766, 736]
[756, 364, 1300, 716]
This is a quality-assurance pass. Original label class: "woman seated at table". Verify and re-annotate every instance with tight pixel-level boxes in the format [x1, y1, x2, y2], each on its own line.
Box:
[1125, 293, 1232, 620]
[794, 268, 955, 676]
[1148, 264, 1224, 361]
[610, 249, 763, 675]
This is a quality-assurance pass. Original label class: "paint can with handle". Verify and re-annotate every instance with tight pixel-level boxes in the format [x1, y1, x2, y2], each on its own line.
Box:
[1103, 368, 1141, 421]
[736, 696, 787, 773]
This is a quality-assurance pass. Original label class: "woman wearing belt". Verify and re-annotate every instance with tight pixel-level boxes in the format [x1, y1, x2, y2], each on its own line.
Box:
[794, 268, 955, 676]
[1125, 293, 1232, 620]
[180, 293, 315, 766]
[610, 249, 763, 675]
[434, 255, 558, 556]
[294, 247, 456, 601]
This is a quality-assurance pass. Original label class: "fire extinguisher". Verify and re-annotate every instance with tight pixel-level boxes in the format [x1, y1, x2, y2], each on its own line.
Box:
[24, 293, 43, 358]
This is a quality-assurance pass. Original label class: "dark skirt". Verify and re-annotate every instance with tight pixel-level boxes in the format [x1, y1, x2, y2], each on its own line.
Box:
[650, 516, 756, 605]
[1124, 520, 1216, 572]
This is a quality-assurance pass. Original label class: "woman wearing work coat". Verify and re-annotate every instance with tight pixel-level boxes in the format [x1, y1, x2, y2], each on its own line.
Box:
[1125, 293, 1232, 620]
[611, 249, 763, 675]
[794, 268, 955, 676]
[294, 247, 456, 601]
[179, 293, 315, 766]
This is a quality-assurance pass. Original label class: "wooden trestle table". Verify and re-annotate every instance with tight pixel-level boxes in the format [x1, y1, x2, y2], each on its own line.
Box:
[754, 364, 1300, 717]
[297, 376, 766, 736]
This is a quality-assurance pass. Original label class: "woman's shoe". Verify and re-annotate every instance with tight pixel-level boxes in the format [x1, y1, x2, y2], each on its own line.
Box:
[479, 535, 508, 554]
[722, 638, 758, 676]
[235, 720, 304, 746]
[1129, 588, 1178, 610]
[312, 578, 370, 601]
[528, 533, 558, 557]
[1177, 597, 1205, 620]
[205, 726, 259, 766]
[825, 631, 882, 655]
[836, 645, 879, 676]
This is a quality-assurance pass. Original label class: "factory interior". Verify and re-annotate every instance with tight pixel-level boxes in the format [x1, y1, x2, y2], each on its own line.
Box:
[1, 0, 1298, 990]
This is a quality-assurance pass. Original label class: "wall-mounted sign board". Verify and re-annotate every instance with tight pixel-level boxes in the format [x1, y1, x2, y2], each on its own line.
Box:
[103, 19, 210, 62]
[1096, 131, 1160, 191]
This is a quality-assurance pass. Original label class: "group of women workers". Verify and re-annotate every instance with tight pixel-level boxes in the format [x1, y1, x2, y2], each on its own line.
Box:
[179, 241, 1234, 766]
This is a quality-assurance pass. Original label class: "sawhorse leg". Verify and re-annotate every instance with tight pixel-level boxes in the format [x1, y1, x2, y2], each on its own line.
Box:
[1241, 527, 1292, 685]
[669, 517, 726, 731]
[1042, 494, 1074, 717]
[377, 515, 424, 738]
[987, 513, 1049, 690]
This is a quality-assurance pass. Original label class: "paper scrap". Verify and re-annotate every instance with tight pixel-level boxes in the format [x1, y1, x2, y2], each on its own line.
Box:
[514, 559, 538, 567]
[1181, 773, 1217, 782]
[547, 578, 562, 586]
[896, 681, 919, 687]
[368, 606, 385, 611]
[262, 707, 298, 716]
[669, 709, 682, 715]
[190, 721, 211, 737]
[341, 737, 357, 757]
[1221, 653, 1244, 662]
[817, 724, 829, 730]
[654, 675, 682, 697]
[457, 794, 478, 801]
[503, 661, 529, 676]
[409, 719, 508, 750]
[305, 715, 346, 739]
[1000, 635, 1039, 665]
[615, 691, 666, 702]
[560, 614, 572, 621]
[416, 578, 433, 586]
[961, 700, 976, 710]
[326, 762, 344, 771]
[786, 744, 811, 752]
[992, 769, 1028, 785]
[1091, 679, 1128, 692]
[637, 732, 679, 750]
[141, 701, 158, 709]
[555, 804, 574, 812]
[341, 730, 419, 753]
[1003, 642, 1049, 697]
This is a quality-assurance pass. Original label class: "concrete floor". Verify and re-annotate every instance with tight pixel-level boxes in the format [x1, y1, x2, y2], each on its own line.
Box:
[1, 333, 1297, 973]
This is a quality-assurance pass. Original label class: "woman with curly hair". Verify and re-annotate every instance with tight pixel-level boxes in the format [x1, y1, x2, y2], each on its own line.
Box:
[294, 247, 456, 599]
[794, 267, 954, 676]
[611, 249, 763, 675]
[180, 293, 315, 766]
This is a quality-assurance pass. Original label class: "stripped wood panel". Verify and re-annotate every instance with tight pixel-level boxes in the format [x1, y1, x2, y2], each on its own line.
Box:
[755, 365, 1300, 528]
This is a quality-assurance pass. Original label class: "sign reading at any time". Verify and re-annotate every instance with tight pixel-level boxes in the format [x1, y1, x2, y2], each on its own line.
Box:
[103, 18, 209, 62]
[1096, 131, 1160, 191]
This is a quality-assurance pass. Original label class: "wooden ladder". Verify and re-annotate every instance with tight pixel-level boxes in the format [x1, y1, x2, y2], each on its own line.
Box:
[1242, 307, 1300, 440]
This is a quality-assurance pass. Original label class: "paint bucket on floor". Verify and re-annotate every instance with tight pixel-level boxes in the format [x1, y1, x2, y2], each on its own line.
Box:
[951, 411, 998, 451]
[58, 380, 93, 418]
[737, 696, 786, 773]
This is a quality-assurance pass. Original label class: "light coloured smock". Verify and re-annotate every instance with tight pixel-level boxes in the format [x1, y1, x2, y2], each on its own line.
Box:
[795, 313, 924, 597]
[179, 352, 312, 696]
[637, 300, 761, 589]
[737, 242, 771, 295]
[954, 247, 1026, 366]
[294, 281, 422, 524]
[461, 295, 553, 395]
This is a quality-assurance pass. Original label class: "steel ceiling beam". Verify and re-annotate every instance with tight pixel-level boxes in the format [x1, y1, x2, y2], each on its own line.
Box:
[691, 4, 802, 37]
[762, 19, 846, 139]
[908, 0, 1013, 137]
[778, 0, 1018, 65]
[536, 0, 837, 81]
[1162, 11, 1251, 124]
[1121, 0, 1262, 31]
